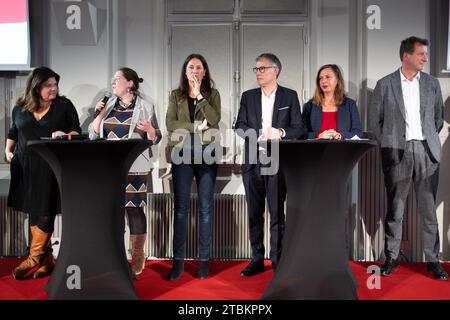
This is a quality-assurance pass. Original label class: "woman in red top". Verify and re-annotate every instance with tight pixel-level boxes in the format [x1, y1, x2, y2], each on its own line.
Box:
[302, 64, 362, 140]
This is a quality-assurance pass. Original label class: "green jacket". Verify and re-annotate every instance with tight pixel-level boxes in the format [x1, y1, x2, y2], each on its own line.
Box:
[166, 88, 221, 146]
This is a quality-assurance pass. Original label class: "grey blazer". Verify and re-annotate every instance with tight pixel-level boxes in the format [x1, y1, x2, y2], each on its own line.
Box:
[88, 95, 162, 172]
[368, 69, 444, 168]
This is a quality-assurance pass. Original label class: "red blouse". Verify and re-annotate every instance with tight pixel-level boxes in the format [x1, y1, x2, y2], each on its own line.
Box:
[320, 111, 338, 132]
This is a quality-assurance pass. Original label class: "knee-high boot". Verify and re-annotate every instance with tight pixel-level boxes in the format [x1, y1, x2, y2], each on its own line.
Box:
[33, 242, 55, 279]
[13, 226, 52, 280]
[130, 233, 147, 279]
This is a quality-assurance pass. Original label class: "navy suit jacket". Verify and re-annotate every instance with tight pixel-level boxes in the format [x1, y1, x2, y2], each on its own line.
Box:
[234, 85, 303, 172]
[301, 97, 363, 139]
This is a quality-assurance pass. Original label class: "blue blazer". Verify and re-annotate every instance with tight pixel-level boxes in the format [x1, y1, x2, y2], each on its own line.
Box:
[301, 97, 363, 139]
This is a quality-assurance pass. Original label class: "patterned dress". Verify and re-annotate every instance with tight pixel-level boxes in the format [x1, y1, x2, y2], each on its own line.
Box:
[103, 99, 148, 208]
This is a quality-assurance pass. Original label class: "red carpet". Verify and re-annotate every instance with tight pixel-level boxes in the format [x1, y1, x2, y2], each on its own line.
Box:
[0, 259, 449, 300]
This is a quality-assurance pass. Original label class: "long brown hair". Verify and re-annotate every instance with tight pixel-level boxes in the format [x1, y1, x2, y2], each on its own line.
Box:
[17, 67, 61, 113]
[177, 53, 215, 100]
[312, 64, 346, 106]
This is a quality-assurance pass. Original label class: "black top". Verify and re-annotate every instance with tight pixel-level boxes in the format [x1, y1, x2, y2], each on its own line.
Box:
[187, 96, 196, 123]
[7, 97, 81, 216]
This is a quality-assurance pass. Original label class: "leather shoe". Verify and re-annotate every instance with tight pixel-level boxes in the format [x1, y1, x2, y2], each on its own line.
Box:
[427, 262, 448, 281]
[240, 260, 264, 277]
[381, 258, 398, 276]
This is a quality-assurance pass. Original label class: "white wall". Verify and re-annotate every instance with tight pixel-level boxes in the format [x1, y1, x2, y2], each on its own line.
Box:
[366, 0, 429, 87]
[311, 0, 351, 95]
[49, 0, 110, 131]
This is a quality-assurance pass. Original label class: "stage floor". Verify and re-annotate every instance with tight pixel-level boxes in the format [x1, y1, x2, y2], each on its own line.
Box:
[0, 259, 449, 300]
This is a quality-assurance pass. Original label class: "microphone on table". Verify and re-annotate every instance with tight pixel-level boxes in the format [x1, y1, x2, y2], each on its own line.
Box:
[94, 92, 112, 117]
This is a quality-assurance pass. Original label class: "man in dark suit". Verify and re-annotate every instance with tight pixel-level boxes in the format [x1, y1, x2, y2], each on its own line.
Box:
[234, 53, 303, 276]
[368, 36, 448, 280]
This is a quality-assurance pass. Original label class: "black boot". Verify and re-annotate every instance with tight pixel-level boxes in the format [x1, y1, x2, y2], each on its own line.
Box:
[168, 259, 184, 281]
[380, 258, 398, 276]
[240, 259, 264, 277]
[197, 261, 209, 279]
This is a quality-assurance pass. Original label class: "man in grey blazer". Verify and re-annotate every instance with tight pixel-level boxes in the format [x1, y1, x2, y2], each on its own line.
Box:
[368, 36, 448, 280]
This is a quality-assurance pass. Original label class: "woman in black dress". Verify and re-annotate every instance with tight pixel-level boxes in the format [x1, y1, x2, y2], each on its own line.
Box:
[5, 67, 81, 280]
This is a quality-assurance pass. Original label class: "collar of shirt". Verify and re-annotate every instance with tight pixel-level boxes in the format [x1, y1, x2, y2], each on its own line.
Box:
[261, 86, 278, 99]
[399, 69, 421, 82]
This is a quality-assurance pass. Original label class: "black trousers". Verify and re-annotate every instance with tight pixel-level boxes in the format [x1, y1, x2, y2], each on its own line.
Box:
[243, 163, 286, 264]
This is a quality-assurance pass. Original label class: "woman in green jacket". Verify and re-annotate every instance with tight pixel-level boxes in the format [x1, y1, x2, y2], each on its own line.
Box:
[166, 53, 221, 280]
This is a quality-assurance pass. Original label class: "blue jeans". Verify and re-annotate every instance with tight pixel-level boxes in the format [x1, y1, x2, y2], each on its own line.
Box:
[172, 147, 218, 261]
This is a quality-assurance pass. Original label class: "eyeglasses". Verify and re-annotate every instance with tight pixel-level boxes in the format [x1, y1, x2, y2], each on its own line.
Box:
[252, 66, 277, 73]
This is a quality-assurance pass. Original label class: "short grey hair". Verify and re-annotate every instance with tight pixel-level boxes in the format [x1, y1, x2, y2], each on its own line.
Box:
[256, 53, 282, 77]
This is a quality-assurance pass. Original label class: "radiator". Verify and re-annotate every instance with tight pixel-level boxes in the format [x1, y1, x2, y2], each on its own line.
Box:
[0, 195, 28, 257]
[1, 164, 427, 262]
[146, 194, 268, 259]
[0, 194, 271, 260]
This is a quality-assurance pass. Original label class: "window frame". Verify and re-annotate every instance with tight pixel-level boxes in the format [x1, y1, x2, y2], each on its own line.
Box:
[431, 0, 450, 77]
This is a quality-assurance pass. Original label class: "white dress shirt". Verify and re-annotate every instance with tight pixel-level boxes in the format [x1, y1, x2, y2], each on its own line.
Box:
[400, 69, 423, 141]
[261, 87, 277, 135]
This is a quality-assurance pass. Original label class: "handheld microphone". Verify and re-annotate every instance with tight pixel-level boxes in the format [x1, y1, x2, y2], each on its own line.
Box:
[95, 92, 111, 117]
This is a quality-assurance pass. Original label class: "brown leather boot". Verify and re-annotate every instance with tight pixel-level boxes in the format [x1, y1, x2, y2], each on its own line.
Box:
[130, 233, 147, 279]
[33, 245, 55, 279]
[13, 226, 51, 280]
